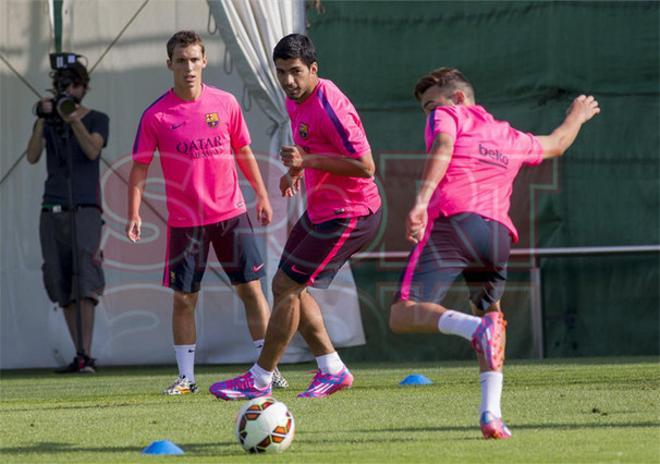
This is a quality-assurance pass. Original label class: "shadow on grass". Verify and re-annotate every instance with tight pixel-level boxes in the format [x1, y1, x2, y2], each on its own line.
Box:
[0, 436, 419, 457]
[3, 401, 175, 414]
[0, 441, 236, 457]
[339, 420, 660, 434]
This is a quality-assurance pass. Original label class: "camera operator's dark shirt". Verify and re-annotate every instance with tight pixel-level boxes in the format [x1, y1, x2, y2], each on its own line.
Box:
[42, 110, 109, 208]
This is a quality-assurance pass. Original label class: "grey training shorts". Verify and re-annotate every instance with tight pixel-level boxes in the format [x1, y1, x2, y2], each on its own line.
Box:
[39, 206, 105, 307]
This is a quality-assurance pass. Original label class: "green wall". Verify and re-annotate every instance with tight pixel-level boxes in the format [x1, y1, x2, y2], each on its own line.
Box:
[307, 1, 660, 360]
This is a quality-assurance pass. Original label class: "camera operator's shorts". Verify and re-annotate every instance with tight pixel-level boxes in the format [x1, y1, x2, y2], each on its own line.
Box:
[164, 213, 265, 293]
[278, 208, 382, 289]
[39, 206, 105, 307]
[395, 213, 511, 312]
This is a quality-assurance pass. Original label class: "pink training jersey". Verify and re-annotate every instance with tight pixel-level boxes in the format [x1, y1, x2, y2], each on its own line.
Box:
[132, 84, 250, 227]
[425, 105, 543, 242]
[286, 78, 381, 224]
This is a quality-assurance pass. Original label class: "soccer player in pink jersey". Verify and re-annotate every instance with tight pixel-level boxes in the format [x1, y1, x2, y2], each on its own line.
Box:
[126, 31, 288, 395]
[389, 68, 600, 438]
[210, 34, 382, 400]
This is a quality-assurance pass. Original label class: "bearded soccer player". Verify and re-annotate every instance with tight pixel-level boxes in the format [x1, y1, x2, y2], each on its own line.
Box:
[127, 30, 288, 395]
[210, 33, 382, 400]
[389, 68, 600, 438]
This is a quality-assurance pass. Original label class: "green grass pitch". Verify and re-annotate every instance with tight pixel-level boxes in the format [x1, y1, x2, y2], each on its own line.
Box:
[1, 357, 658, 463]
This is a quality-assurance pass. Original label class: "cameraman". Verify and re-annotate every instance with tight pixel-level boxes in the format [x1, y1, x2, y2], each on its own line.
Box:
[26, 60, 109, 373]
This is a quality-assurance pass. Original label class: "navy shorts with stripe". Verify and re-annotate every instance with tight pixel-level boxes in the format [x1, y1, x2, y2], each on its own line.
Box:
[164, 213, 265, 293]
[396, 213, 511, 311]
[279, 208, 382, 289]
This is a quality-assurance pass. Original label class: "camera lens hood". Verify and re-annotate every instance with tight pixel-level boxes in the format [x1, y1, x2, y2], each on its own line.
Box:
[57, 96, 77, 117]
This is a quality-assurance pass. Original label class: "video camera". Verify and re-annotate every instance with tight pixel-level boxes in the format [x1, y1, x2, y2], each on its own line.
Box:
[35, 53, 86, 120]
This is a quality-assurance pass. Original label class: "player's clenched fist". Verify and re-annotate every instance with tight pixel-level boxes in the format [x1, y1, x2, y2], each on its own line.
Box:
[125, 218, 142, 243]
[279, 173, 301, 198]
[406, 203, 428, 244]
[280, 145, 306, 169]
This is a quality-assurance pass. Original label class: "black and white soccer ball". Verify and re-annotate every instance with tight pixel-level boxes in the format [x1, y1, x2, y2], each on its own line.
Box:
[235, 397, 295, 454]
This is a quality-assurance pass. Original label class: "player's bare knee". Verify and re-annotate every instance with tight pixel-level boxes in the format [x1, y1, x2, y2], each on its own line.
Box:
[234, 280, 264, 305]
[272, 271, 303, 301]
[173, 291, 197, 313]
[389, 300, 412, 333]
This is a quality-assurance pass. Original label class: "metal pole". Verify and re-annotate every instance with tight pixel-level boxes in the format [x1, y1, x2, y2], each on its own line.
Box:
[53, 0, 63, 53]
[529, 256, 544, 359]
[62, 124, 86, 360]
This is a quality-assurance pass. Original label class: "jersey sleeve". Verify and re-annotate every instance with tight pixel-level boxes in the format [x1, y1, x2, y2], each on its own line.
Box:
[513, 130, 544, 166]
[319, 90, 371, 158]
[87, 111, 110, 148]
[425, 107, 458, 153]
[132, 109, 158, 165]
[228, 96, 251, 153]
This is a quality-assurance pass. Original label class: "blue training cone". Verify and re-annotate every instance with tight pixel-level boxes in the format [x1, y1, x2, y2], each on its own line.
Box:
[142, 440, 185, 455]
[400, 374, 433, 385]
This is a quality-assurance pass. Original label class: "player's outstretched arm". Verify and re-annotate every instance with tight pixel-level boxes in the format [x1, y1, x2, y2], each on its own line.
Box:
[126, 162, 149, 243]
[235, 145, 272, 226]
[537, 95, 600, 159]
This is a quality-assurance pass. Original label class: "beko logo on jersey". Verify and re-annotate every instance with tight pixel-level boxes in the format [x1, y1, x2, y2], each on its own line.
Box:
[478, 143, 509, 168]
[176, 136, 224, 158]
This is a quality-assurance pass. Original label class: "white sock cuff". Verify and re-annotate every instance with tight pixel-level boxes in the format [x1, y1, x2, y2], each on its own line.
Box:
[174, 344, 196, 383]
[437, 310, 481, 340]
[253, 339, 265, 356]
[480, 371, 503, 382]
[479, 371, 504, 418]
[316, 352, 344, 374]
[250, 363, 273, 389]
[250, 363, 273, 377]
[174, 344, 196, 351]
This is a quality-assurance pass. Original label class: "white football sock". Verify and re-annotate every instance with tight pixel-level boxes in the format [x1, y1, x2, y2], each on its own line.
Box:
[316, 352, 345, 375]
[250, 363, 273, 389]
[479, 371, 503, 418]
[174, 344, 196, 383]
[437, 310, 481, 341]
[253, 338, 265, 355]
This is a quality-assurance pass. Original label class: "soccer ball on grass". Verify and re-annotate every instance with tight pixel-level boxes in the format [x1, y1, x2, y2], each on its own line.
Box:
[235, 397, 295, 453]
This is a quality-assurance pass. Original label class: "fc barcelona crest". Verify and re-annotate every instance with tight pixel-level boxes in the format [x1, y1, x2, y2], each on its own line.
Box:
[205, 112, 220, 128]
[298, 122, 309, 139]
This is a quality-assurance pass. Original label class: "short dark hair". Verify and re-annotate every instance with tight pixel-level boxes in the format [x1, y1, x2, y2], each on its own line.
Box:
[50, 61, 90, 93]
[272, 33, 317, 67]
[167, 30, 205, 60]
[413, 67, 475, 102]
